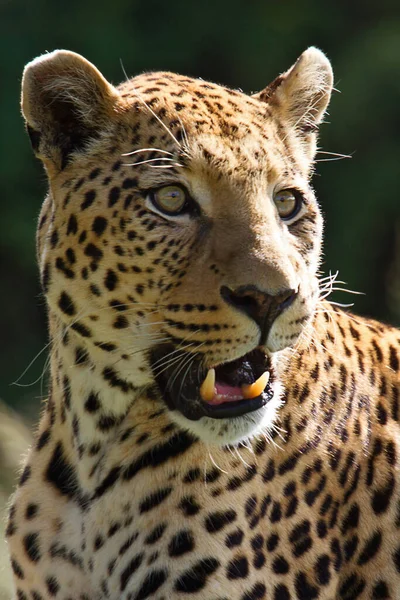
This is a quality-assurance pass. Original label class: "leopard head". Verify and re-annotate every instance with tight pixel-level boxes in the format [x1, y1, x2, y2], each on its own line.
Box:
[22, 47, 333, 445]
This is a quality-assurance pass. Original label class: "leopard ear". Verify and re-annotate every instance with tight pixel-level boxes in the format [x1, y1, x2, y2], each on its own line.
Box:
[254, 47, 333, 156]
[22, 50, 121, 172]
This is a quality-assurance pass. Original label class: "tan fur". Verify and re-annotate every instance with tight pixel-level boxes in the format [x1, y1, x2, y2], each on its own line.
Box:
[7, 49, 400, 599]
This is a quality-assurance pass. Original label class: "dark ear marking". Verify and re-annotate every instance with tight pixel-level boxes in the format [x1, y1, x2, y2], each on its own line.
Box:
[47, 96, 94, 169]
[257, 75, 284, 104]
[54, 119, 95, 170]
[26, 125, 41, 153]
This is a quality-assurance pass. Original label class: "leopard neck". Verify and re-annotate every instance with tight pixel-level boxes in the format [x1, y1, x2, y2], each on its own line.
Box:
[40, 314, 173, 492]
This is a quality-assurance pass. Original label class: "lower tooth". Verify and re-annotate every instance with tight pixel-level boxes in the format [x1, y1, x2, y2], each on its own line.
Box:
[242, 371, 270, 399]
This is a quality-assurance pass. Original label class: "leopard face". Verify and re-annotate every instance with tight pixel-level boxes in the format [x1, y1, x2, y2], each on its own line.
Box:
[23, 48, 332, 445]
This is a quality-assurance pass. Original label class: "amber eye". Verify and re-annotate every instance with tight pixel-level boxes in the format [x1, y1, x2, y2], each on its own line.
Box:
[273, 189, 302, 221]
[150, 185, 188, 215]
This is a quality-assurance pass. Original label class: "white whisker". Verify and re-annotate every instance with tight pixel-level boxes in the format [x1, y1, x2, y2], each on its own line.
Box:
[12, 339, 52, 386]
[234, 447, 253, 469]
[316, 156, 352, 163]
[131, 90, 182, 149]
[316, 150, 352, 159]
[122, 147, 174, 157]
[208, 451, 229, 475]
[123, 158, 180, 168]
[329, 301, 355, 308]
[148, 164, 181, 169]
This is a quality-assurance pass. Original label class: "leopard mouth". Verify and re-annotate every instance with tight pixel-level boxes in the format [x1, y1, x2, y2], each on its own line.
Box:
[150, 346, 274, 421]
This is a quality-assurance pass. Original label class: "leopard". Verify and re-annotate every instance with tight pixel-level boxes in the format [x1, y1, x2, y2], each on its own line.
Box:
[6, 46, 400, 600]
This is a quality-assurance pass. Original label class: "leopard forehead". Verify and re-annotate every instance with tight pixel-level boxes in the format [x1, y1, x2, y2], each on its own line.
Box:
[119, 71, 273, 139]
[103, 71, 312, 185]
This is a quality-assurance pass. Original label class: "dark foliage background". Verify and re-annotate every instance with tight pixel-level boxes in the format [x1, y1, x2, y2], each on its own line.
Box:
[1, 0, 400, 416]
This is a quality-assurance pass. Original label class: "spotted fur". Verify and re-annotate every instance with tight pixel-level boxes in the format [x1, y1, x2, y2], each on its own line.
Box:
[7, 48, 400, 599]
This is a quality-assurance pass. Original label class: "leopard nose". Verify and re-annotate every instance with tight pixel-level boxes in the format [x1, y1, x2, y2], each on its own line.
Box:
[220, 284, 297, 343]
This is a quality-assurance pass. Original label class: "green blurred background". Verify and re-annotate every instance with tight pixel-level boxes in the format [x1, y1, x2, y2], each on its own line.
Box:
[1, 0, 400, 417]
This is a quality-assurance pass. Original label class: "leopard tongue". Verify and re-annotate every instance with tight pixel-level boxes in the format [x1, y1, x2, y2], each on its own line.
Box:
[199, 368, 270, 405]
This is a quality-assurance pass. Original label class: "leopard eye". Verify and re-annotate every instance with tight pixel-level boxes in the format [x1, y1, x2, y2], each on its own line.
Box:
[150, 185, 188, 215]
[273, 189, 302, 221]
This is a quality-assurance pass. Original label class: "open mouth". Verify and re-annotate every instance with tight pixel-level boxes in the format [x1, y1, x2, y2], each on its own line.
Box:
[150, 346, 274, 421]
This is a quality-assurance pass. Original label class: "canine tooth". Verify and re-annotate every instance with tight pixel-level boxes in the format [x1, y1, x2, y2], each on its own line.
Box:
[200, 368, 216, 402]
[242, 371, 270, 400]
